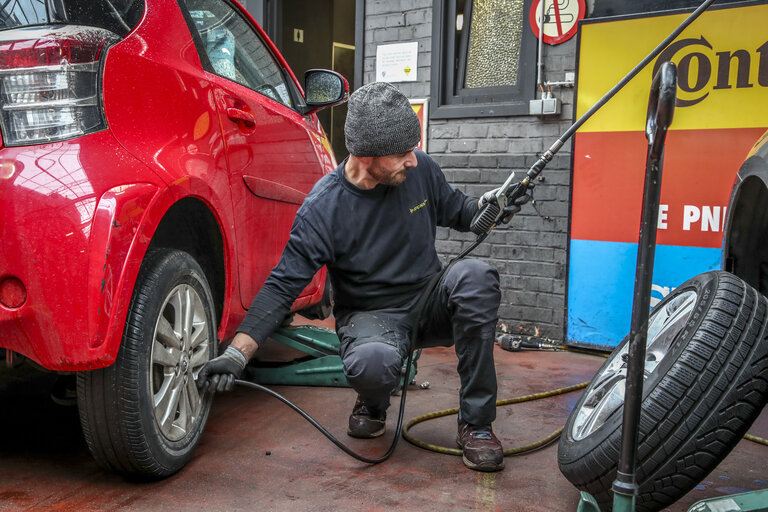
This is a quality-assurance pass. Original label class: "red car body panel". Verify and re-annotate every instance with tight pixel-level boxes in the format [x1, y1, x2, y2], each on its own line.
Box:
[0, 0, 333, 370]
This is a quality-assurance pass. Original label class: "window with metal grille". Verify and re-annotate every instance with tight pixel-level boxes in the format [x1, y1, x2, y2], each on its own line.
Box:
[430, 0, 536, 119]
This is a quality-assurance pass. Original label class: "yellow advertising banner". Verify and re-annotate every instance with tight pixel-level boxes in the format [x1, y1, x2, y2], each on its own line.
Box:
[577, 3, 768, 132]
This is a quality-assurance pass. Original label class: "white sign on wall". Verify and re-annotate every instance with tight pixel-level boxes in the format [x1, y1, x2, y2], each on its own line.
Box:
[375, 42, 418, 82]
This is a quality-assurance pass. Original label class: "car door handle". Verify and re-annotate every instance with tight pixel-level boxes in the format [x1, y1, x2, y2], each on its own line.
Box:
[226, 107, 255, 127]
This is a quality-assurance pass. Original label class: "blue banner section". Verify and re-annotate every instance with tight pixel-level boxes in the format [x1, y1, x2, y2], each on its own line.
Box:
[567, 239, 721, 347]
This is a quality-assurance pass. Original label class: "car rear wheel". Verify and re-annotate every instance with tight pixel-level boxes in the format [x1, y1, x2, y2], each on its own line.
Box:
[77, 249, 216, 479]
[558, 271, 768, 511]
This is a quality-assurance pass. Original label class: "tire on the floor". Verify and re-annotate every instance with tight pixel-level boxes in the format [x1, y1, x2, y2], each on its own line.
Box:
[77, 249, 216, 479]
[558, 270, 768, 511]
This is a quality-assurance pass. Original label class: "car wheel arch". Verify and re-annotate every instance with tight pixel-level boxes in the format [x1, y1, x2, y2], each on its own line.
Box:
[91, 190, 230, 368]
[145, 196, 227, 325]
[724, 155, 768, 295]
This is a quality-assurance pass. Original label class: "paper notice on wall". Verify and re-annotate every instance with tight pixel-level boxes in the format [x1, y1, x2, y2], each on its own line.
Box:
[376, 42, 418, 82]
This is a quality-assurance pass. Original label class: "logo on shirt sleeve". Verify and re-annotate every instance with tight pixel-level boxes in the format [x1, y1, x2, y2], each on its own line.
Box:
[409, 198, 429, 214]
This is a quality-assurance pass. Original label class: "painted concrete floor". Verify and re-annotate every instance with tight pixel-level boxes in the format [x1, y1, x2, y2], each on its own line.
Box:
[1, 339, 766, 511]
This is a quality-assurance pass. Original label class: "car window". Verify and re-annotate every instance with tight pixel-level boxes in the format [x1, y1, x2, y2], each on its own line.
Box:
[0, 0, 144, 36]
[180, 0, 293, 108]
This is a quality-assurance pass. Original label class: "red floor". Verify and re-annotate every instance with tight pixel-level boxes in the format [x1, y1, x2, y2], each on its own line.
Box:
[1, 341, 766, 511]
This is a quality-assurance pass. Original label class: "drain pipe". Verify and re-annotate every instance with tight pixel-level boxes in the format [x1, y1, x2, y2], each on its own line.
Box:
[530, 1, 563, 116]
[536, 0, 545, 91]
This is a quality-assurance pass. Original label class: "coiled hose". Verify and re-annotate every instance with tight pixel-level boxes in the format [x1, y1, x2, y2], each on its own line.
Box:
[403, 381, 589, 456]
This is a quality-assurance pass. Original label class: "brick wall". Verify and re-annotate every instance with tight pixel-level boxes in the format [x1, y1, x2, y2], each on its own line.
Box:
[364, 0, 578, 340]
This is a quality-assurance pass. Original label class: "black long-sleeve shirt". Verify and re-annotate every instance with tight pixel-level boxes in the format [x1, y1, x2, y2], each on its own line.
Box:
[237, 149, 478, 343]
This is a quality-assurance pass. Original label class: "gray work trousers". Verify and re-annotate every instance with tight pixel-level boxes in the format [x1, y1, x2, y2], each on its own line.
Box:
[335, 259, 501, 426]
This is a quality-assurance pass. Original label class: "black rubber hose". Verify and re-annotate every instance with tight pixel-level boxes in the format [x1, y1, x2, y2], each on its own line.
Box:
[234, 345, 415, 464]
[232, 233, 488, 464]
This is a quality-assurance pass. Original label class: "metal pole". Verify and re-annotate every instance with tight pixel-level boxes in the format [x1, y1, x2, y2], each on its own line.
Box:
[612, 62, 678, 512]
[536, 0, 545, 90]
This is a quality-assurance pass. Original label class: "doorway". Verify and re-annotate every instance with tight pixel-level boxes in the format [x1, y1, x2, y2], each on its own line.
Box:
[261, 0, 358, 162]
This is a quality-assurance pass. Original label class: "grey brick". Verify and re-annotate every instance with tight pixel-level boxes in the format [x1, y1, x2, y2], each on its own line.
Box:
[430, 124, 460, 139]
[409, 0, 432, 9]
[468, 155, 498, 169]
[372, 29, 389, 42]
[446, 169, 481, 182]
[428, 139, 448, 153]
[367, 0, 400, 15]
[488, 123, 534, 139]
[448, 139, 477, 153]
[435, 240, 462, 253]
[536, 293, 564, 310]
[459, 124, 489, 139]
[534, 172, 570, 188]
[531, 184, 570, 202]
[535, 200, 570, 217]
[476, 138, 509, 153]
[505, 290, 539, 307]
[509, 138, 543, 154]
[412, 23, 431, 38]
[365, 15, 387, 30]
[405, 9, 429, 24]
[495, 155, 528, 169]
[493, 245, 554, 262]
[385, 13, 406, 26]
[469, 244, 491, 258]
[433, 154, 469, 168]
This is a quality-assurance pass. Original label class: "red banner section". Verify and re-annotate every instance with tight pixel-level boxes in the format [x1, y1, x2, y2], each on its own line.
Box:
[571, 127, 766, 248]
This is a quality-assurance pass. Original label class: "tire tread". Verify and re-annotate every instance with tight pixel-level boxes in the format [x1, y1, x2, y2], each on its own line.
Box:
[558, 271, 768, 511]
[77, 249, 215, 479]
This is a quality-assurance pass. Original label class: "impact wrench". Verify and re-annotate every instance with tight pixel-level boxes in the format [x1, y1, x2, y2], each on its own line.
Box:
[212, 0, 719, 465]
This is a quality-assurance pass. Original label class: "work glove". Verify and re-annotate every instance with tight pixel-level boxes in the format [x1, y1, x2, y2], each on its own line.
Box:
[478, 184, 531, 223]
[196, 345, 248, 393]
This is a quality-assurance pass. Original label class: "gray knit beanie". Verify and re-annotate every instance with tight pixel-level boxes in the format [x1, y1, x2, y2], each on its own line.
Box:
[344, 82, 421, 157]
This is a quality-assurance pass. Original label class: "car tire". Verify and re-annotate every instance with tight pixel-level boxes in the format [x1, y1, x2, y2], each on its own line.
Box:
[77, 249, 216, 479]
[558, 271, 768, 511]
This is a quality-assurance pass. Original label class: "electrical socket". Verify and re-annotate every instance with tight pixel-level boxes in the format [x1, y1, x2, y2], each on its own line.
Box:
[529, 97, 561, 116]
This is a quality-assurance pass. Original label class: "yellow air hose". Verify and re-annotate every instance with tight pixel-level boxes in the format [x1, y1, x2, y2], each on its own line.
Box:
[403, 381, 589, 456]
[745, 433, 768, 446]
[403, 347, 768, 456]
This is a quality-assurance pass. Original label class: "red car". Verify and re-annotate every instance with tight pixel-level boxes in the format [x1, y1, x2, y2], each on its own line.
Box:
[0, 0, 345, 478]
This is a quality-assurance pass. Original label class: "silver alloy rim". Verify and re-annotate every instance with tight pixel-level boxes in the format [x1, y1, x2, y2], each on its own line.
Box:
[150, 283, 211, 441]
[570, 290, 697, 441]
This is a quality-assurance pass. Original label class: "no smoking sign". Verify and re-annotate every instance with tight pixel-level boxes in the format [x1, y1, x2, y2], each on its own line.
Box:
[529, 0, 586, 45]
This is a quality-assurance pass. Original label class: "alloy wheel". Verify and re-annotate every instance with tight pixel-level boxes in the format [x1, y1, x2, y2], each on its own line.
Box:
[150, 283, 211, 441]
[570, 290, 697, 441]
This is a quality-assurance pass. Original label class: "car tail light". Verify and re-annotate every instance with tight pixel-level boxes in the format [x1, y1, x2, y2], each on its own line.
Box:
[0, 276, 26, 309]
[0, 26, 120, 147]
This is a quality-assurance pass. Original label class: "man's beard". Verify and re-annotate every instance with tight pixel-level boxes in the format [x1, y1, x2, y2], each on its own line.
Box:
[369, 164, 407, 186]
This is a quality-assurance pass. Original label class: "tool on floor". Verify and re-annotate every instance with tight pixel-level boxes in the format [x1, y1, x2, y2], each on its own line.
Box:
[496, 334, 559, 351]
[226, 0, 721, 469]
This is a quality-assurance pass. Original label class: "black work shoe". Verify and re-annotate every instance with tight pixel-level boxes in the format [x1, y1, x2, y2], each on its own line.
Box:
[457, 419, 505, 472]
[347, 397, 386, 438]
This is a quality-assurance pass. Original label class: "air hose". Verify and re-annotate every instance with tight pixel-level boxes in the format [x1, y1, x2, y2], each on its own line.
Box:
[403, 381, 589, 456]
[232, 233, 488, 464]
[232, 342, 416, 464]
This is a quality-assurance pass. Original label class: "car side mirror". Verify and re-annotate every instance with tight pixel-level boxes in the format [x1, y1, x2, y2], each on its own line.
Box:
[301, 69, 349, 115]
